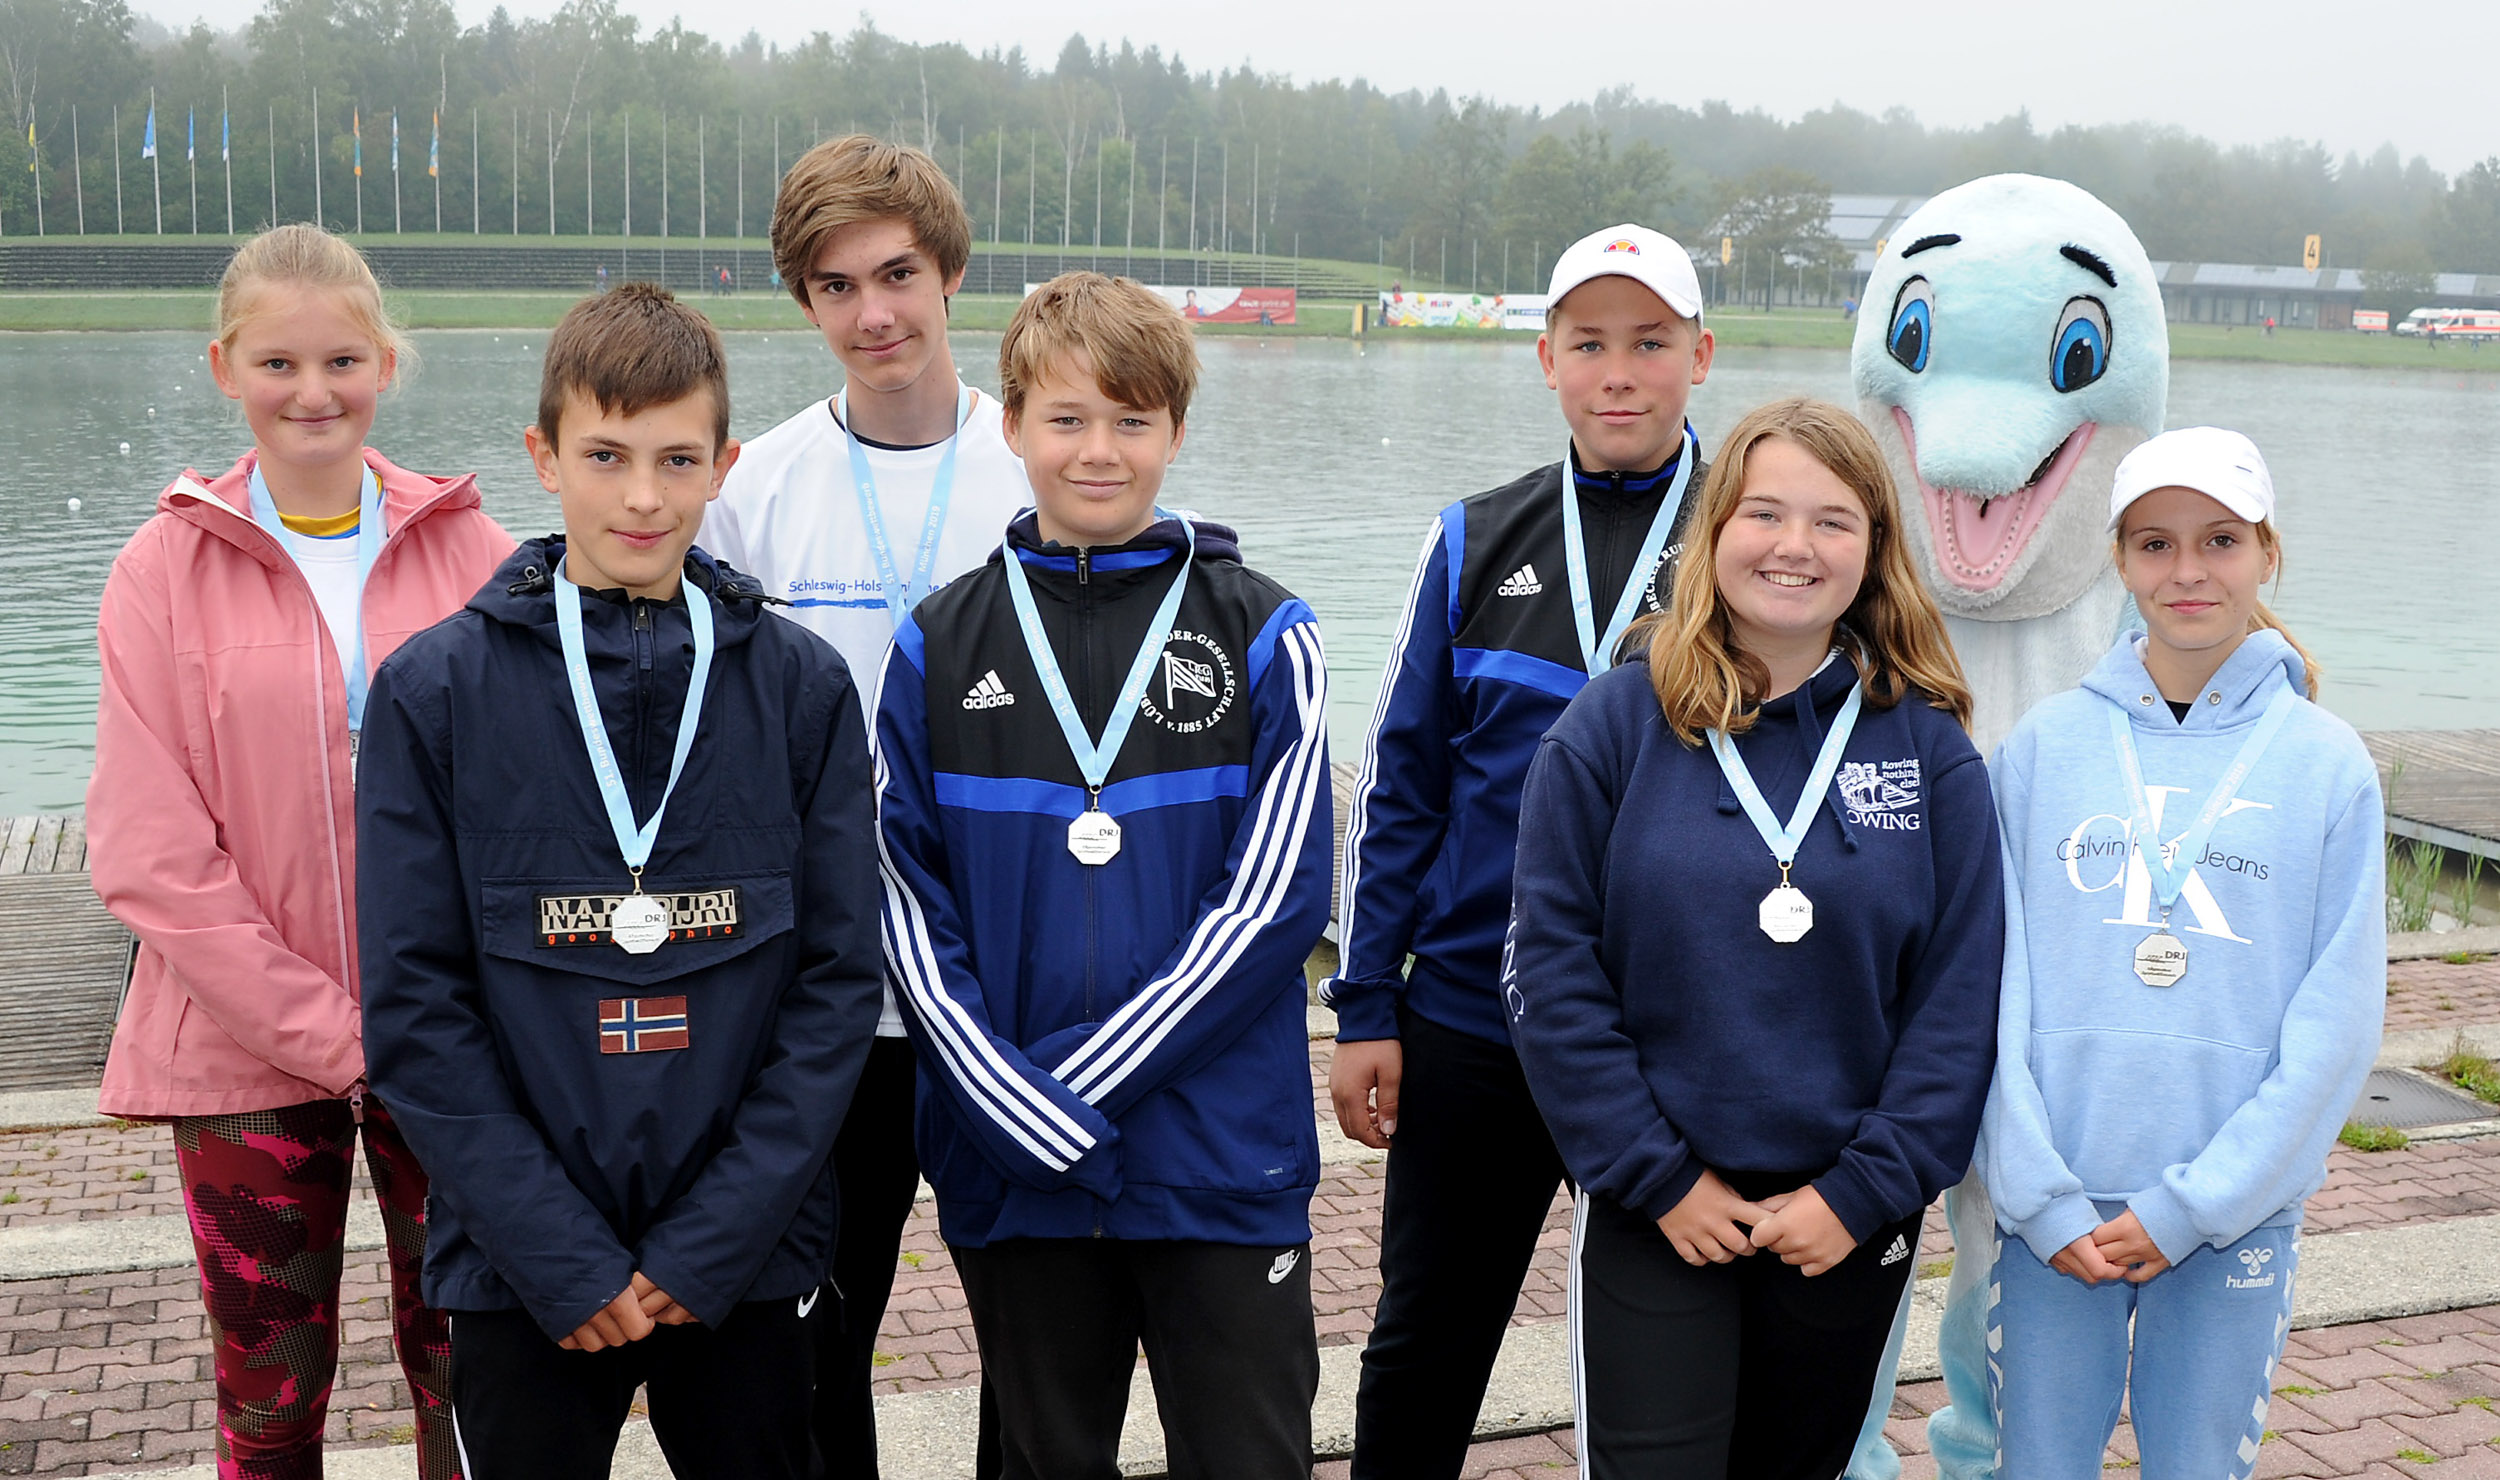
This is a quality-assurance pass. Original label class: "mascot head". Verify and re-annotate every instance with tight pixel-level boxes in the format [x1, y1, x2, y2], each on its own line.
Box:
[1853, 174, 2168, 622]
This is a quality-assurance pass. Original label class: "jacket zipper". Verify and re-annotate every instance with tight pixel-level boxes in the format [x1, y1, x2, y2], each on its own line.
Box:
[1076, 547, 1106, 1239]
[631, 599, 656, 804]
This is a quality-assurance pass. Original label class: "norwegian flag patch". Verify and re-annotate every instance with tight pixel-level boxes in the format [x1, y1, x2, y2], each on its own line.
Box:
[599, 996, 690, 1054]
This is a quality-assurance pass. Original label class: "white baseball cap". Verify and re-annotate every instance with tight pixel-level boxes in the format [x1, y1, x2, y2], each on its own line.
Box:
[1546, 225, 1705, 324]
[2108, 426, 2276, 530]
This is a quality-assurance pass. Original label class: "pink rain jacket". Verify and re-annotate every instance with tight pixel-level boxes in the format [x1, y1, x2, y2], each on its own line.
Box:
[89, 449, 515, 1118]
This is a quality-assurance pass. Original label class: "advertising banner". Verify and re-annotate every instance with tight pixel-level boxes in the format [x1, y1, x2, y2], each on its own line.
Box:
[1026, 284, 1298, 325]
[1379, 290, 1548, 331]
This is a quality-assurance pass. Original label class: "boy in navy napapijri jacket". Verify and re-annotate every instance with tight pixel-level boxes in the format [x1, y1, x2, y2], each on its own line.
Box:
[876, 274, 1331, 1477]
[358, 285, 881, 1479]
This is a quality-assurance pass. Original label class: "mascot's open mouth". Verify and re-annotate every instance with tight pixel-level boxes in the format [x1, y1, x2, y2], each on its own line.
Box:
[1892, 408, 2098, 593]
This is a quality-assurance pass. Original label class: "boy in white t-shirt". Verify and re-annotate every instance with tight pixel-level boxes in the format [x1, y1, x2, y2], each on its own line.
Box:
[701, 133, 1025, 1479]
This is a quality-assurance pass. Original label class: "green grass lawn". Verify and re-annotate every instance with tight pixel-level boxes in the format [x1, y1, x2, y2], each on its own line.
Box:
[8, 290, 2495, 373]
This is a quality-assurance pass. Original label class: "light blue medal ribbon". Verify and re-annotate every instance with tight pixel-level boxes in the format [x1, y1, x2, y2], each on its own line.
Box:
[836, 382, 972, 628]
[1706, 680, 1865, 942]
[247, 463, 387, 734]
[2105, 680, 2299, 981]
[554, 568, 716, 950]
[998, 520, 1197, 865]
[1560, 426, 1696, 674]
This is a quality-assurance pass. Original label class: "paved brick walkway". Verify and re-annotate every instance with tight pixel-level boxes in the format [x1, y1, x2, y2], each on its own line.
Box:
[3, 958, 2497, 1474]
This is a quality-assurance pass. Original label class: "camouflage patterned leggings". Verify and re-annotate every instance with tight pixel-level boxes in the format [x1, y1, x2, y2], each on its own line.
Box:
[172, 1099, 458, 1480]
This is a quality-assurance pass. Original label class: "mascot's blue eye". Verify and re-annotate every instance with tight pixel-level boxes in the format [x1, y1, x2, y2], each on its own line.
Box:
[2051, 297, 2112, 392]
[1888, 278, 1934, 372]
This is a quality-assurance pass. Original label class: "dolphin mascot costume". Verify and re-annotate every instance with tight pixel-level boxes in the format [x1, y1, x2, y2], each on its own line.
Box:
[1846, 174, 2170, 1480]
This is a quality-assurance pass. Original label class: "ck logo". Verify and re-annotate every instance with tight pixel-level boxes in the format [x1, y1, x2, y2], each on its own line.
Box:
[2059, 785, 2271, 945]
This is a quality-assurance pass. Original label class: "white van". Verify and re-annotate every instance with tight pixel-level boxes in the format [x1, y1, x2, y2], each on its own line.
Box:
[2395, 307, 2500, 339]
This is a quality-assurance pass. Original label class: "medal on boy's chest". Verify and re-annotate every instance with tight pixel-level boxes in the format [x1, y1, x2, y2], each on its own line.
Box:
[997, 519, 1197, 871]
[609, 884, 672, 956]
[1068, 803, 1123, 866]
[1708, 682, 1865, 947]
[553, 572, 718, 954]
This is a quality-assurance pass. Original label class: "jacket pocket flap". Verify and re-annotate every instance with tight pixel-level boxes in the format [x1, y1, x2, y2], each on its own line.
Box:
[479, 872, 794, 986]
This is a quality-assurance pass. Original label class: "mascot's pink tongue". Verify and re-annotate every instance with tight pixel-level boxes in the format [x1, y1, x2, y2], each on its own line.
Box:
[1894, 409, 2098, 592]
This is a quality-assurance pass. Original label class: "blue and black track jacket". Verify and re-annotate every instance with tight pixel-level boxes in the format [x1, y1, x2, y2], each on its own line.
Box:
[1322, 439, 1708, 1045]
[875, 511, 1333, 1249]
[1506, 656, 2004, 1239]
[358, 538, 882, 1342]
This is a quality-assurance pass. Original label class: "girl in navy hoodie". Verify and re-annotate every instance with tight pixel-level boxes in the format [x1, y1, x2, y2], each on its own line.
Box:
[1506, 397, 2004, 1480]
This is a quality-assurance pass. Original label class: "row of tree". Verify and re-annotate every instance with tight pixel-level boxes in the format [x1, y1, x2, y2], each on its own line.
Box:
[5, 0, 2499, 291]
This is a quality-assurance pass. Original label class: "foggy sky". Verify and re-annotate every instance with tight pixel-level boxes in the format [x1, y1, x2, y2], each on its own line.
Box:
[140, 0, 2500, 177]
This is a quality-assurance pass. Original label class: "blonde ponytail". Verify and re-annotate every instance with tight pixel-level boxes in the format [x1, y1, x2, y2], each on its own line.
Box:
[2251, 523, 2320, 698]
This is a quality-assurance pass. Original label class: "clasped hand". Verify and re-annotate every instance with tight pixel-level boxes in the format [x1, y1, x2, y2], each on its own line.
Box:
[559, 1272, 697, 1351]
[2051, 1210, 2170, 1285]
[1657, 1171, 1859, 1277]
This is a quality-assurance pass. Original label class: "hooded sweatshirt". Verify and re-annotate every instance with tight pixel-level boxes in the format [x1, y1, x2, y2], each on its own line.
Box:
[1505, 651, 2003, 1241]
[1974, 630, 2385, 1266]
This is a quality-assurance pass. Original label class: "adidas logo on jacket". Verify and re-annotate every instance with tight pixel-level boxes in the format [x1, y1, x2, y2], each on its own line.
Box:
[874, 511, 1334, 1250]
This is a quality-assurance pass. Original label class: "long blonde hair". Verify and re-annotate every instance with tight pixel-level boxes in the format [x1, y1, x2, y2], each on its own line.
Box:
[1640, 397, 1973, 743]
[214, 223, 413, 376]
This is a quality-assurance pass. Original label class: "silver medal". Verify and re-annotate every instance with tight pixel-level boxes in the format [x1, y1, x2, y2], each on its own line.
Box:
[1067, 809, 1123, 866]
[611, 893, 672, 955]
[1759, 883, 1814, 943]
[2133, 931, 2187, 987]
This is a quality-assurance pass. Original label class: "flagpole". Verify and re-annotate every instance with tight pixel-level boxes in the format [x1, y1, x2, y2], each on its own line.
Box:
[223, 89, 234, 234]
[585, 114, 593, 239]
[268, 103, 276, 226]
[353, 106, 362, 234]
[544, 108, 553, 236]
[433, 55, 445, 234]
[150, 90, 161, 235]
[311, 87, 322, 229]
[392, 109, 401, 232]
[622, 110, 630, 279]
[73, 105, 85, 233]
[470, 107, 478, 234]
[187, 107, 196, 233]
[29, 114, 41, 235]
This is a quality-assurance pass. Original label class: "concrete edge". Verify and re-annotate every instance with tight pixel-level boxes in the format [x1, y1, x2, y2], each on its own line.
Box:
[0, 1086, 112, 1133]
[2388, 924, 2500, 961]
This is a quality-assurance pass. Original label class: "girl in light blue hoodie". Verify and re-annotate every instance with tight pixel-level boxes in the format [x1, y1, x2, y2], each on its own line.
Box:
[1974, 427, 2384, 1479]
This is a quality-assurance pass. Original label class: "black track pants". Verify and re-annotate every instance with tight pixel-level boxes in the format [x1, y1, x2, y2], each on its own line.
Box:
[954, 1236, 1320, 1480]
[1351, 1006, 1570, 1480]
[1570, 1184, 1921, 1480]
[449, 1295, 819, 1480]
[813, 1035, 935, 1478]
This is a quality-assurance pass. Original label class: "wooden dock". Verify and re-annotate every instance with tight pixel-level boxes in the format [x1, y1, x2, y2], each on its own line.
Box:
[0, 814, 129, 1092]
[2367, 730, 2500, 863]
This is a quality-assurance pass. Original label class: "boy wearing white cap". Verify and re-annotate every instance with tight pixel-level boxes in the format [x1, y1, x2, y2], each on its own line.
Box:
[1323, 223, 1715, 1476]
[1973, 426, 2383, 1474]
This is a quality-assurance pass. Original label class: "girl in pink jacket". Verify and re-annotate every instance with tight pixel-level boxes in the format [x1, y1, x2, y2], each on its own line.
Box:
[87, 224, 512, 1480]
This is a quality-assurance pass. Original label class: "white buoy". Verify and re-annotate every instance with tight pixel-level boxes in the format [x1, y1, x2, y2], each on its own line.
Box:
[147, 407, 156, 417]
[1380, 437, 1392, 446]
[66, 497, 82, 512]
[119, 442, 131, 455]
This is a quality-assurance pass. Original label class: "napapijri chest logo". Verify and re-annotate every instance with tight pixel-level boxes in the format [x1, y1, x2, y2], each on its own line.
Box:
[1838, 760, 1923, 831]
[2227, 1245, 2277, 1289]
[537, 889, 742, 948]
[1497, 563, 1544, 596]
[963, 669, 1017, 710]
[1137, 630, 1238, 735]
[599, 996, 689, 1053]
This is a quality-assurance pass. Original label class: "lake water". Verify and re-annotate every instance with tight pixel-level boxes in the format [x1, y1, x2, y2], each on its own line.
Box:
[3, 329, 2497, 816]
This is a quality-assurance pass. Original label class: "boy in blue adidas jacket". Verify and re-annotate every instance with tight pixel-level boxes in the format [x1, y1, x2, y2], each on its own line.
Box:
[874, 273, 1333, 1479]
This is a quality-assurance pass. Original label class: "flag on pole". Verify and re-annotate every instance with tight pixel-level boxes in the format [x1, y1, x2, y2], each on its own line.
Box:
[391, 111, 399, 173]
[221, 105, 228, 162]
[353, 108, 362, 176]
[429, 110, 438, 177]
[186, 108, 194, 162]
[25, 117, 35, 173]
[141, 103, 156, 159]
